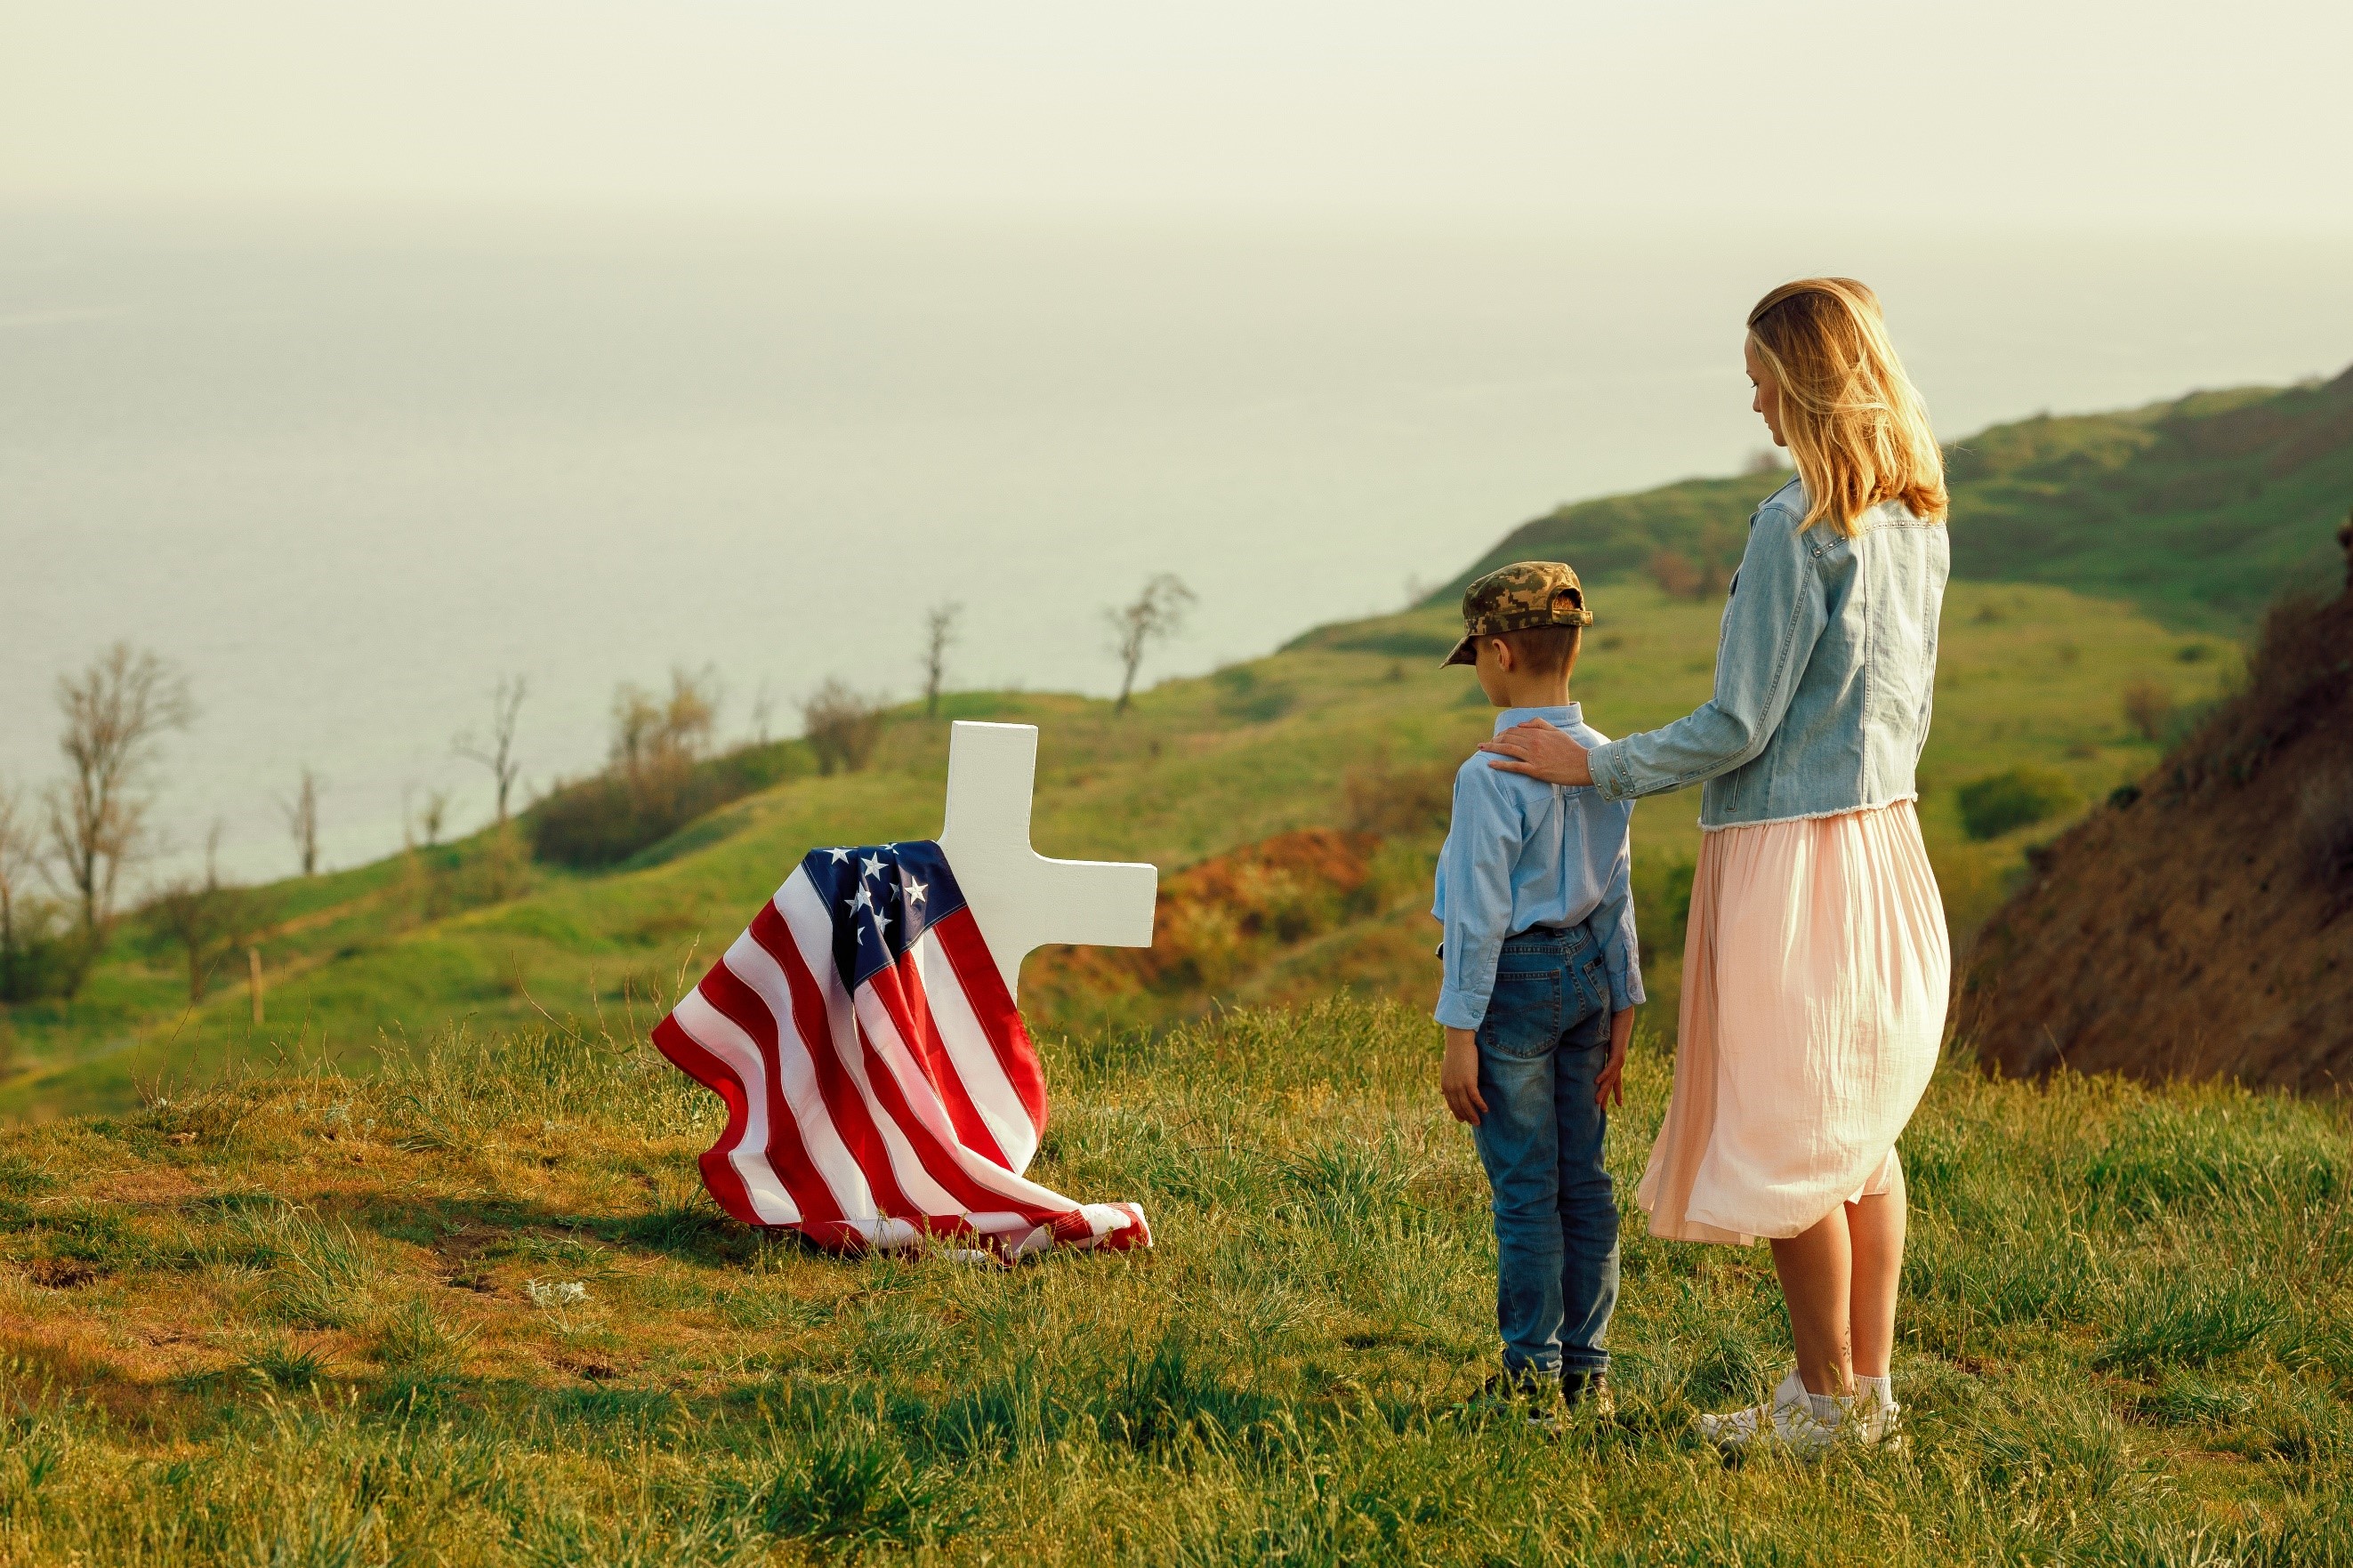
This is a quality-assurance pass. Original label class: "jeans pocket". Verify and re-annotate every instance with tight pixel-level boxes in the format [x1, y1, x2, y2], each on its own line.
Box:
[1572, 953, 1611, 1027]
[1479, 968, 1562, 1059]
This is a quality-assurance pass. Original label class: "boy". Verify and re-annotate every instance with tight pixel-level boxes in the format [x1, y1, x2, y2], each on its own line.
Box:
[1433, 560, 1641, 1419]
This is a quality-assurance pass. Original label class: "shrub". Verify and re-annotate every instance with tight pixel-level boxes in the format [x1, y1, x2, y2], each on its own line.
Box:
[529, 740, 810, 869]
[1213, 665, 1296, 723]
[2297, 770, 2353, 886]
[1341, 758, 1453, 838]
[2122, 679, 2176, 743]
[0, 902, 86, 1004]
[802, 679, 886, 776]
[1646, 549, 1703, 599]
[2178, 591, 2346, 792]
[1958, 766, 2082, 840]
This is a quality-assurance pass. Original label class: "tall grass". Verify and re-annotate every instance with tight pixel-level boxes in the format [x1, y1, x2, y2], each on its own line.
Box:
[1, 997, 2349, 1563]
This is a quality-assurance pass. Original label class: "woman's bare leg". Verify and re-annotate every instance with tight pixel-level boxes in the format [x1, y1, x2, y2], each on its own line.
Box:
[1846, 1166, 1907, 1379]
[1769, 1208, 1854, 1397]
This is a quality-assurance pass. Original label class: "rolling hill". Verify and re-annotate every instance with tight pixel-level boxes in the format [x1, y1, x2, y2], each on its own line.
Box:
[1, 578, 2232, 1122]
[10, 366, 2350, 1119]
[1446, 364, 2353, 631]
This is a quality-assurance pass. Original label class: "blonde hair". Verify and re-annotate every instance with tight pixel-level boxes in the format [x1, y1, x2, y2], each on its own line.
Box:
[1746, 277, 1947, 535]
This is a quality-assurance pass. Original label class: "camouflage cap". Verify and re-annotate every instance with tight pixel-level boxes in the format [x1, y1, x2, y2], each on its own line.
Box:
[1441, 560, 1594, 668]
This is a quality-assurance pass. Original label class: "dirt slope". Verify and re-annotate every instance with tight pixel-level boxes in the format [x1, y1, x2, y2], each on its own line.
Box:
[1959, 521, 2353, 1090]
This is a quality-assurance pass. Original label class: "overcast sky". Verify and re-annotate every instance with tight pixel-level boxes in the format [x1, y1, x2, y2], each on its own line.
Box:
[4, 1, 2348, 229]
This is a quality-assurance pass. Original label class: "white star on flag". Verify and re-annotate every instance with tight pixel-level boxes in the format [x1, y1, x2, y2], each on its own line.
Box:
[860, 854, 885, 879]
[904, 878, 928, 904]
[827, 848, 850, 863]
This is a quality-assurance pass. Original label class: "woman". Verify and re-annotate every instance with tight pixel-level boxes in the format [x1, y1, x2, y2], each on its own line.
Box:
[1479, 277, 1950, 1451]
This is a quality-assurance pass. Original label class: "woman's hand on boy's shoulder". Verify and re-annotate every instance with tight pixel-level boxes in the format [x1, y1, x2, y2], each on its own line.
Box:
[1479, 719, 1594, 786]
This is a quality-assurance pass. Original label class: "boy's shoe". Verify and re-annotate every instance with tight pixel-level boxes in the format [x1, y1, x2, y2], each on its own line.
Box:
[1463, 1368, 1562, 1429]
[1561, 1369, 1614, 1418]
[1696, 1369, 1843, 1456]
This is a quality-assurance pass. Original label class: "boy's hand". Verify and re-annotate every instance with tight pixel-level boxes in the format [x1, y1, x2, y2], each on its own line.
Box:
[1441, 1026, 1487, 1125]
[1595, 1009, 1634, 1109]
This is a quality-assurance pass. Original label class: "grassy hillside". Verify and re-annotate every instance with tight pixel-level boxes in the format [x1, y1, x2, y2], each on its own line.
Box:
[1448, 365, 2353, 631]
[3, 1001, 2350, 1563]
[4, 581, 2234, 1122]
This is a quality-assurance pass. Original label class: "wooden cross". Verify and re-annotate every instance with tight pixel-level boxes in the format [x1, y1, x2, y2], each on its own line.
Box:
[935, 721, 1158, 1000]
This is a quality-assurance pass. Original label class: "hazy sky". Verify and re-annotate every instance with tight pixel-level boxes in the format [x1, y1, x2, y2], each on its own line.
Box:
[5, 1, 2349, 229]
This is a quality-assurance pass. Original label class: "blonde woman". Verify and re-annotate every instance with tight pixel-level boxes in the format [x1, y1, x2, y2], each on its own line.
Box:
[1479, 277, 1950, 1450]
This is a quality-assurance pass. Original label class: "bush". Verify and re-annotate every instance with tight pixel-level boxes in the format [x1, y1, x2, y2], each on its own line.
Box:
[2123, 679, 2176, 743]
[1213, 665, 1296, 724]
[802, 679, 886, 776]
[2178, 592, 2346, 792]
[2298, 770, 2353, 886]
[1646, 549, 1723, 600]
[528, 740, 811, 870]
[1958, 766, 2082, 841]
[1, 905, 88, 1004]
[1341, 758, 1453, 838]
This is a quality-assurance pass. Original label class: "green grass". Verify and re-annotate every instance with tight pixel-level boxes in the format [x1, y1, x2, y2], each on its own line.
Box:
[2, 998, 2350, 1564]
[1449, 367, 2353, 631]
[2, 578, 2236, 1122]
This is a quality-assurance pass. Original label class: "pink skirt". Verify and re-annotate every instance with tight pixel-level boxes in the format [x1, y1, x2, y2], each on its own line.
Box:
[1637, 800, 1950, 1246]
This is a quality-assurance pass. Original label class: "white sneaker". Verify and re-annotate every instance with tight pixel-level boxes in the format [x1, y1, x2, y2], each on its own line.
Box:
[1851, 1379, 1903, 1449]
[1696, 1368, 1844, 1455]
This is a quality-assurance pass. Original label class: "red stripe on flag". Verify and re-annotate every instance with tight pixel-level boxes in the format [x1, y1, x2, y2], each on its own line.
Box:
[930, 906, 1049, 1135]
[650, 1014, 762, 1227]
[865, 947, 1013, 1171]
[846, 1006, 1035, 1219]
[748, 900, 923, 1225]
[698, 957, 844, 1231]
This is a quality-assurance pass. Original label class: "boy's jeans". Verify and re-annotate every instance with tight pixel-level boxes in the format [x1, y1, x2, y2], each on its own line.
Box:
[1471, 921, 1621, 1379]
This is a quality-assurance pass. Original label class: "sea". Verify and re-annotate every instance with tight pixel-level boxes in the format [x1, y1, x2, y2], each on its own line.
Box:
[4, 204, 2350, 882]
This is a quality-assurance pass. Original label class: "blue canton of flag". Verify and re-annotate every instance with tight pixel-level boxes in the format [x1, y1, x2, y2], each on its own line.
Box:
[802, 841, 967, 993]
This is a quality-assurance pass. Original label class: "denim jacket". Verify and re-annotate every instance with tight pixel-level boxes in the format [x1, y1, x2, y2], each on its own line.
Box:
[1587, 478, 1948, 829]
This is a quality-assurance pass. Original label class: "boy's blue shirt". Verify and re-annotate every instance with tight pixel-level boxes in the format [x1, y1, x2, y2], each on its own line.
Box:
[1432, 703, 1645, 1030]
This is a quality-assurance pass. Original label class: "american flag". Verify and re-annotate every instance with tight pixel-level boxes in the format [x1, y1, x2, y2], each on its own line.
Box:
[653, 840, 1152, 1260]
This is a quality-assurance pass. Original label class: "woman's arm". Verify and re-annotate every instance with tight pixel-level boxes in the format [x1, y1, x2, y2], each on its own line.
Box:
[1483, 502, 1828, 800]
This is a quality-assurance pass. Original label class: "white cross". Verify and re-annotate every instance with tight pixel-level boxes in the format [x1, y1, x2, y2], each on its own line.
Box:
[935, 721, 1158, 1001]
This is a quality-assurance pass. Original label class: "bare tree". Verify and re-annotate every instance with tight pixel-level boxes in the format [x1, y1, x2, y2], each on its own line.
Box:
[282, 768, 323, 877]
[748, 680, 777, 746]
[611, 667, 718, 785]
[149, 824, 256, 1002]
[2122, 679, 2176, 744]
[454, 674, 528, 825]
[802, 679, 886, 776]
[44, 643, 194, 946]
[0, 780, 39, 977]
[1105, 573, 1196, 714]
[417, 788, 450, 848]
[921, 601, 963, 718]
